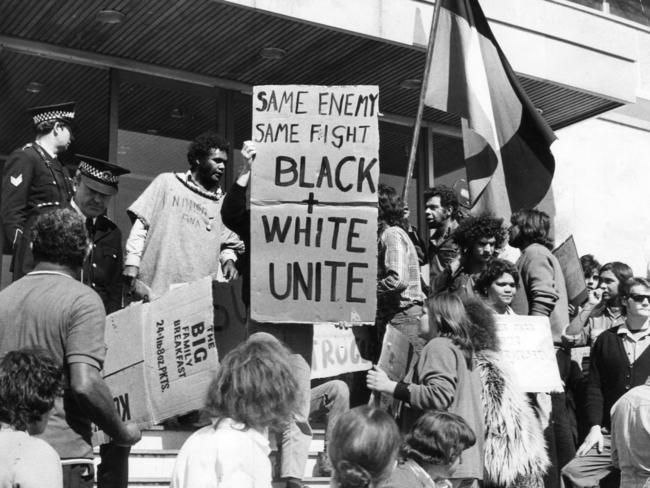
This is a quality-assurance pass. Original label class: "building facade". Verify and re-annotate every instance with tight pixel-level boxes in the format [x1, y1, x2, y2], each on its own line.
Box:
[0, 0, 647, 278]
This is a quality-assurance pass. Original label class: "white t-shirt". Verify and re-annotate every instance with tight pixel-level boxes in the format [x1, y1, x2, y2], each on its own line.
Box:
[0, 428, 62, 488]
[170, 418, 271, 488]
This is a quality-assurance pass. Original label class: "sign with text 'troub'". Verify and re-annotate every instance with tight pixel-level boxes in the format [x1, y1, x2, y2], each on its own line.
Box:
[250, 85, 379, 323]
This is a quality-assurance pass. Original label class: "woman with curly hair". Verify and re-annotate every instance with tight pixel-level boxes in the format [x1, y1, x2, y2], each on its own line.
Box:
[329, 405, 401, 488]
[383, 410, 477, 488]
[0, 348, 64, 488]
[475, 258, 520, 315]
[170, 333, 300, 488]
[432, 214, 506, 299]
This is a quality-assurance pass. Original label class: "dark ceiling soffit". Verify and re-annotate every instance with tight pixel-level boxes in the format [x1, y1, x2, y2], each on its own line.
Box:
[0, 35, 251, 93]
[0, 35, 460, 136]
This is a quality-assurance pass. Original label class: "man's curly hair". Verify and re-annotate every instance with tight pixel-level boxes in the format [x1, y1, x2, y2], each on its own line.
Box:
[31, 208, 88, 269]
[423, 186, 461, 221]
[0, 349, 63, 431]
[186, 131, 230, 168]
[452, 214, 506, 252]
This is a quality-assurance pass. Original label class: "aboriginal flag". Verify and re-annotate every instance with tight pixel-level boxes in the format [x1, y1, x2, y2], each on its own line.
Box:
[424, 0, 556, 217]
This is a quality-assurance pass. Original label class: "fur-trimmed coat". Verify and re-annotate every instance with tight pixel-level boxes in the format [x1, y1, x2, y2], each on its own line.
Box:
[465, 300, 550, 488]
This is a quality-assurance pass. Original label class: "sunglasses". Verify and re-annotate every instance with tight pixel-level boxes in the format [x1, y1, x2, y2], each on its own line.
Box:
[628, 294, 650, 303]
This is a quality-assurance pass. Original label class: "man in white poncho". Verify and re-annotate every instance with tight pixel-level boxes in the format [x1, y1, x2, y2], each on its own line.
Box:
[123, 132, 243, 299]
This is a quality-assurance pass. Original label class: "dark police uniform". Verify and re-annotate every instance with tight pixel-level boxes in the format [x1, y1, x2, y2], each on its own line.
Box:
[1, 142, 73, 278]
[74, 154, 130, 315]
[73, 154, 131, 488]
[84, 214, 123, 314]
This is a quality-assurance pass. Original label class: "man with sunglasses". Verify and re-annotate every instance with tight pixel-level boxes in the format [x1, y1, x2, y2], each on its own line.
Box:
[1, 102, 75, 280]
[562, 277, 650, 488]
[122, 131, 243, 300]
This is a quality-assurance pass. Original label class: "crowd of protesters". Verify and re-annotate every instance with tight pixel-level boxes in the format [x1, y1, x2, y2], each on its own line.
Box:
[0, 104, 649, 488]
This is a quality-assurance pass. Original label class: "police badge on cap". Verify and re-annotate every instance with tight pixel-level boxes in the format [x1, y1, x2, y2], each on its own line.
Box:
[28, 102, 76, 126]
[76, 154, 130, 196]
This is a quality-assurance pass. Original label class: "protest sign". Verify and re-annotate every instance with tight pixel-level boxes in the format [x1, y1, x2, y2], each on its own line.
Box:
[553, 235, 588, 307]
[371, 325, 411, 412]
[94, 277, 218, 444]
[250, 85, 379, 323]
[494, 315, 563, 392]
[377, 324, 411, 382]
[311, 323, 373, 379]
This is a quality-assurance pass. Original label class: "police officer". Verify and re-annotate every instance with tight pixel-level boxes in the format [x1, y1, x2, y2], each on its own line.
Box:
[71, 155, 131, 488]
[71, 155, 130, 314]
[1, 102, 75, 280]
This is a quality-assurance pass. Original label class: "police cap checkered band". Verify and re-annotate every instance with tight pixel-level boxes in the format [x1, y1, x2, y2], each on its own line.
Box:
[79, 161, 120, 185]
[33, 110, 75, 124]
[75, 154, 130, 195]
[28, 102, 76, 125]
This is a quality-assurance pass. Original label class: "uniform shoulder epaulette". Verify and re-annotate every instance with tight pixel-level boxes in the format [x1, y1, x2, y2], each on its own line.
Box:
[20, 142, 34, 151]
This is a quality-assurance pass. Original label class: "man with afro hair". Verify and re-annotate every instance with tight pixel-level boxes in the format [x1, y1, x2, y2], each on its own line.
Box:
[123, 131, 243, 300]
[432, 214, 506, 299]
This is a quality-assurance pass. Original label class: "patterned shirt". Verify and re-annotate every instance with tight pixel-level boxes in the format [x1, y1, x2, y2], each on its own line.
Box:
[377, 225, 425, 319]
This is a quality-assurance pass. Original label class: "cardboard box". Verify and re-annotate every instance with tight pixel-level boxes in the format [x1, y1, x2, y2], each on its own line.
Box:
[94, 277, 218, 443]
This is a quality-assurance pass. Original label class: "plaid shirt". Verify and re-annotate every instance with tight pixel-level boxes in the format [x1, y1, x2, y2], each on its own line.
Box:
[377, 225, 425, 319]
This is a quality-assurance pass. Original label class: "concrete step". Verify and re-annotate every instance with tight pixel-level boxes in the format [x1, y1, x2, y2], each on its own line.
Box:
[126, 426, 325, 452]
[117, 449, 324, 479]
[273, 478, 330, 488]
[125, 480, 169, 488]
[123, 477, 330, 488]
[95, 427, 328, 484]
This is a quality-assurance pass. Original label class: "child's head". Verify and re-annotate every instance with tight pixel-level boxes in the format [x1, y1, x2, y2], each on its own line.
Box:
[401, 410, 476, 477]
[329, 405, 401, 488]
[205, 332, 299, 431]
[0, 348, 62, 434]
[580, 254, 601, 290]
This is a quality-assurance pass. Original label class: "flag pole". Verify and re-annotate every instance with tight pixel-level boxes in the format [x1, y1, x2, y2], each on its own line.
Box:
[402, 0, 444, 204]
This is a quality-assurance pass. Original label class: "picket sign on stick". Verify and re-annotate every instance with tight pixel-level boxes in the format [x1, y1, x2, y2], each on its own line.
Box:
[494, 314, 563, 393]
[311, 323, 373, 379]
[553, 235, 588, 308]
[250, 85, 380, 324]
[371, 325, 411, 413]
